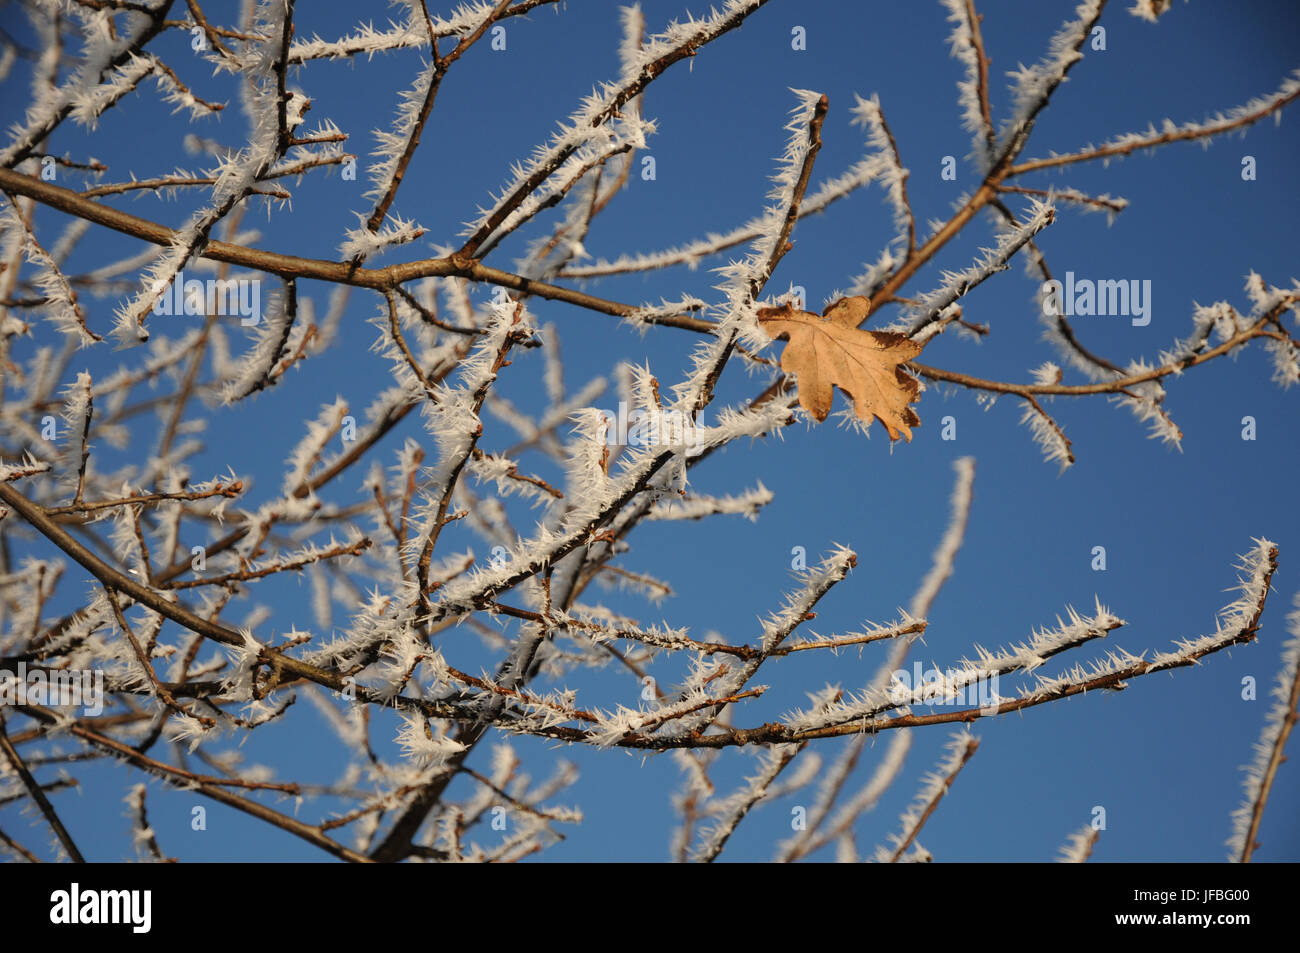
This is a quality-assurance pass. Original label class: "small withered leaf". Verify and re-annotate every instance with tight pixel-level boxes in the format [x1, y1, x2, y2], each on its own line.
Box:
[757, 295, 923, 441]
[821, 294, 871, 326]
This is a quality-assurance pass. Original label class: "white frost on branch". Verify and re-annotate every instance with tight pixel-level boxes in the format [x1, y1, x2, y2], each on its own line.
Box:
[0, 195, 98, 346]
[1030, 361, 1062, 386]
[619, 0, 764, 81]
[111, 2, 301, 346]
[563, 160, 882, 278]
[1019, 400, 1073, 472]
[396, 712, 466, 771]
[68, 53, 156, 128]
[467, 0, 767, 252]
[672, 89, 828, 418]
[849, 246, 900, 298]
[1227, 591, 1300, 861]
[561, 408, 613, 508]
[366, 624, 450, 705]
[0, 3, 167, 166]
[661, 548, 856, 742]
[759, 546, 856, 654]
[939, 0, 994, 170]
[877, 601, 1119, 713]
[1265, 336, 1300, 389]
[0, 453, 50, 484]
[871, 731, 977, 862]
[732, 88, 825, 293]
[892, 198, 1055, 341]
[1129, 0, 1177, 22]
[282, 398, 349, 495]
[822, 730, 912, 840]
[849, 94, 911, 241]
[1057, 825, 1099, 862]
[220, 286, 294, 403]
[363, 60, 434, 203]
[1084, 69, 1300, 167]
[60, 371, 94, 484]
[1040, 186, 1128, 223]
[288, 1, 514, 62]
[339, 214, 425, 261]
[1107, 362, 1181, 448]
[798, 599, 1119, 734]
[463, 90, 654, 247]
[774, 727, 912, 862]
[690, 743, 800, 862]
[405, 302, 523, 569]
[949, 601, 1120, 678]
[1148, 538, 1275, 670]
[867, 455, 978, 697]
[465, 451, 555, 507]
[617, 3, 647, 84]
[1012, 541, 1274, 713]
[1244, 270, 1300, 320]
[622, 297, 710, 332]
[909, 456, 975, 619]
[645, 485, 772, 522]
[221, 628, 265, 703]
[997, 0, 1104, 158]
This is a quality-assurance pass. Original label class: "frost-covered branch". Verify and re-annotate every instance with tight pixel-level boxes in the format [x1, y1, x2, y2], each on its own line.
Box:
[872, 732, 978, 862]
[1228, 592, 1300, 862]
[1010, 68, 1300, 175]
[940, 0, 997, 170]
[1056, 825, 1099, 862]
[0, 0, 1294, 866]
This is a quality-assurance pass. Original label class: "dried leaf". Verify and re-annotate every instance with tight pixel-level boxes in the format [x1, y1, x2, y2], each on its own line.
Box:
[757, 296, 923, 440]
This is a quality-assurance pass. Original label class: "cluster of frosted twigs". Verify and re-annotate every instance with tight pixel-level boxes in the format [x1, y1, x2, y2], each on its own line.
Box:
[0, 0, 1296, 863]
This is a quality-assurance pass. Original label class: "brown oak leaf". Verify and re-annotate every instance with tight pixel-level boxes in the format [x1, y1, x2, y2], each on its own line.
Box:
[756, 296, 923, 441]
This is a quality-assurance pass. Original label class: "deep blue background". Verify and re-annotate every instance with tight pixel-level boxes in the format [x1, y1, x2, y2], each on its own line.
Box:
[1, 0, 1298, 862]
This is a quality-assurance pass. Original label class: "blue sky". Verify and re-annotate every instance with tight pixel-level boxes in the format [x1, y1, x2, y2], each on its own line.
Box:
[2, 0, 1298, 862]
